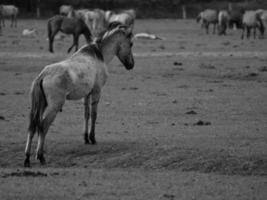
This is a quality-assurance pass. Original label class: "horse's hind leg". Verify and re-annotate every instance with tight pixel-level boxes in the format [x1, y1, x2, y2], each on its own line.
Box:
[89, 91, 101, 144]
[36, 104, 61, 165]
[213, 23, 216, 34]
[247, 27, 251, 39]
[67, 35, 79, 53]
[49, 31, 58, 53]
[24, 130, 35, 167]
[83, 94, 91, 144]
[253, 27, 256, 39]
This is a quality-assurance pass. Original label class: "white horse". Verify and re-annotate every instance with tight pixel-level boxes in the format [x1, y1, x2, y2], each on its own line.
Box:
[108, 9, 136, 33]
[59, 5, 73, 16]
[196, 9, 218, 34]
[217, 10, 230, 35]
[0, 5, 19, 27]
[241, 11, 265, 39]
[24, 25, 134, 167]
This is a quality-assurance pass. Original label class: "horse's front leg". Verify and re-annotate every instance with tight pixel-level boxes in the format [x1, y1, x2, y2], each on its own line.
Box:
[83, 94, 91, 144]
[205, 23, 209, 34]
[89, 91, 101, 144]
[253, 27, 256, 39]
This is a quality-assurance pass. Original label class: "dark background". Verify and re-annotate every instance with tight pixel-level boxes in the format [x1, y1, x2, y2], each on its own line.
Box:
[1, 0, 267, 18]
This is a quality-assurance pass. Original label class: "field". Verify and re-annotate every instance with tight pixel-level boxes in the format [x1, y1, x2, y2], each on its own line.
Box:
[0, 19, 267, 199]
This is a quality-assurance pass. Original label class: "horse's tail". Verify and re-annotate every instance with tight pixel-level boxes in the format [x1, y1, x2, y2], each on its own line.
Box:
[28, 74, 47, 134]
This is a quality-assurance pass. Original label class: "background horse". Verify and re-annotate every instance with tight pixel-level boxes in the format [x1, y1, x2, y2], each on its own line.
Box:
[196, 9, 218, 34]
[108, 9, 136, 33]
[0, 5, 18, 27]
[241, 10, 265, 39]
[47, 15, 92, 53]
[24, 25, 134, 167]
[228, 8, 245, 30]
[217, 10, 230, 35]
[68, 8, 107, 37]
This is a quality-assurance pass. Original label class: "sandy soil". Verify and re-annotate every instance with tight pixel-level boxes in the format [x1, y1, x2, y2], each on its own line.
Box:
[0, 19, 267, 199]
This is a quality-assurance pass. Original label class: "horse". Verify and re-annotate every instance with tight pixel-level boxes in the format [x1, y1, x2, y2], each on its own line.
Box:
[196, 9, 218, 34]
[47, 15, 92, 53]
[24, 25, 134, 167]
[217, 10, 230, 35]
[241, 11, 265, 39]
[228, 8, 245, 30]
[59, 5, 73, 16]
[0, 5, 19, 27]
[108, 9, 136, 33]
[256, 9, 267, 22]
[68, 8, 108, 37]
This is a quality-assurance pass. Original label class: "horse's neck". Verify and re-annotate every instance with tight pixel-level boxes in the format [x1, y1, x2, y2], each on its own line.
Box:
[99, 34, 119, 64]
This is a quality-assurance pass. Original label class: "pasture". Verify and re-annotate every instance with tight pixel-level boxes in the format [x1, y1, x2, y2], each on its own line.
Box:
[0, 19, 267, 199]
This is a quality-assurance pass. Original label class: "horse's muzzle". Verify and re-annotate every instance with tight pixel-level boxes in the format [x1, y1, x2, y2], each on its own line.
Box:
[122, 57, 134, 70]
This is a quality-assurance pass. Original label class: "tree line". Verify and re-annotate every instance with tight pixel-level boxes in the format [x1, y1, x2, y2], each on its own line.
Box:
[1, 0, 266, 18]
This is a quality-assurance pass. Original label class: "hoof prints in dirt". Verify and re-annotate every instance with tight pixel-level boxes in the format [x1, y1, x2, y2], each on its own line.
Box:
[193, 120, 211, 126]
[259, 66, 267, 72]
[185, 110, 197, 115]
[0, 116, 6, 120]
[1, 170, 48, 178]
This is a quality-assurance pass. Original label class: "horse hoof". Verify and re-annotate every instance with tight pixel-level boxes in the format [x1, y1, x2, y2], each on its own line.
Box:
[84, 138, 90, 144]
[24, 159, 31, 168]
[89, 137, 96, 145]
[37, 155, 46, 165]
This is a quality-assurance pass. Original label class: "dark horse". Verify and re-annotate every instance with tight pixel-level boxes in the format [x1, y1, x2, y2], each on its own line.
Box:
[47, 15, 92, 53]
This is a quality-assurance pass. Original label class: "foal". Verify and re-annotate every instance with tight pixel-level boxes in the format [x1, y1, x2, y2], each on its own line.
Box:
[24, 25, 134, 167]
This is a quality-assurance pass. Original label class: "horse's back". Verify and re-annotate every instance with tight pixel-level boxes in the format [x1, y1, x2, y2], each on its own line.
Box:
[42, 44, 107, 100]
[2, 5, 18, 16]
[243, 11, 259, 26]
[203, 9, 218, 21]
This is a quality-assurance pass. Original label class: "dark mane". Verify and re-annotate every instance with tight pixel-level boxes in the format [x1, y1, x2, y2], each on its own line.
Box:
[79, 43, 104, 61]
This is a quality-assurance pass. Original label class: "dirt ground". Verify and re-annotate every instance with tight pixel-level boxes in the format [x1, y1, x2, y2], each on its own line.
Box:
[0, 19, 267, 199]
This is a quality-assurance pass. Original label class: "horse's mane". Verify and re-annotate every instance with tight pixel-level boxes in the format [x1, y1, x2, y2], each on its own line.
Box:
[95, 21, 132, 45]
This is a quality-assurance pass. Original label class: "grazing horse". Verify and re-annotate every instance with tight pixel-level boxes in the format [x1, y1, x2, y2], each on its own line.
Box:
[59, 5, 73, 16]
[217, 10, 230, 35]
[241, 11, 265, 39]
[228, 8, 244, 30]
[108, 9, 136, 33]
[47, 15, 92, 53]
[24, 25, 134, 167]
[196, 9, 218, 34]
[0, 5, 18, 27]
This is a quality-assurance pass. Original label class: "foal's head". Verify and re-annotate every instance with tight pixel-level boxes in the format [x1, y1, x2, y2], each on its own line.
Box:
[102, 24, 134, 70]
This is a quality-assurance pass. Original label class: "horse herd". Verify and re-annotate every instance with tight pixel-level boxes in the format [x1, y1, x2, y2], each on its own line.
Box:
[196, 8, 266, 39]
[48, 5, 136, 53]
[0, 4, 266, 167]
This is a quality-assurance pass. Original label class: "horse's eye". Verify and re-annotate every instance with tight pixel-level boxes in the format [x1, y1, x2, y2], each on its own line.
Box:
[130, 42, 133, 47]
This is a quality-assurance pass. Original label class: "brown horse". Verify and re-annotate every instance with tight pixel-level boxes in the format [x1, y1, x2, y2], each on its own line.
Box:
[47, 15, 92, 53]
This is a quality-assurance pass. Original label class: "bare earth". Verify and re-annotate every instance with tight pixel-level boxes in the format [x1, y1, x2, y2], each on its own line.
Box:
[0, 19, 267, 200]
